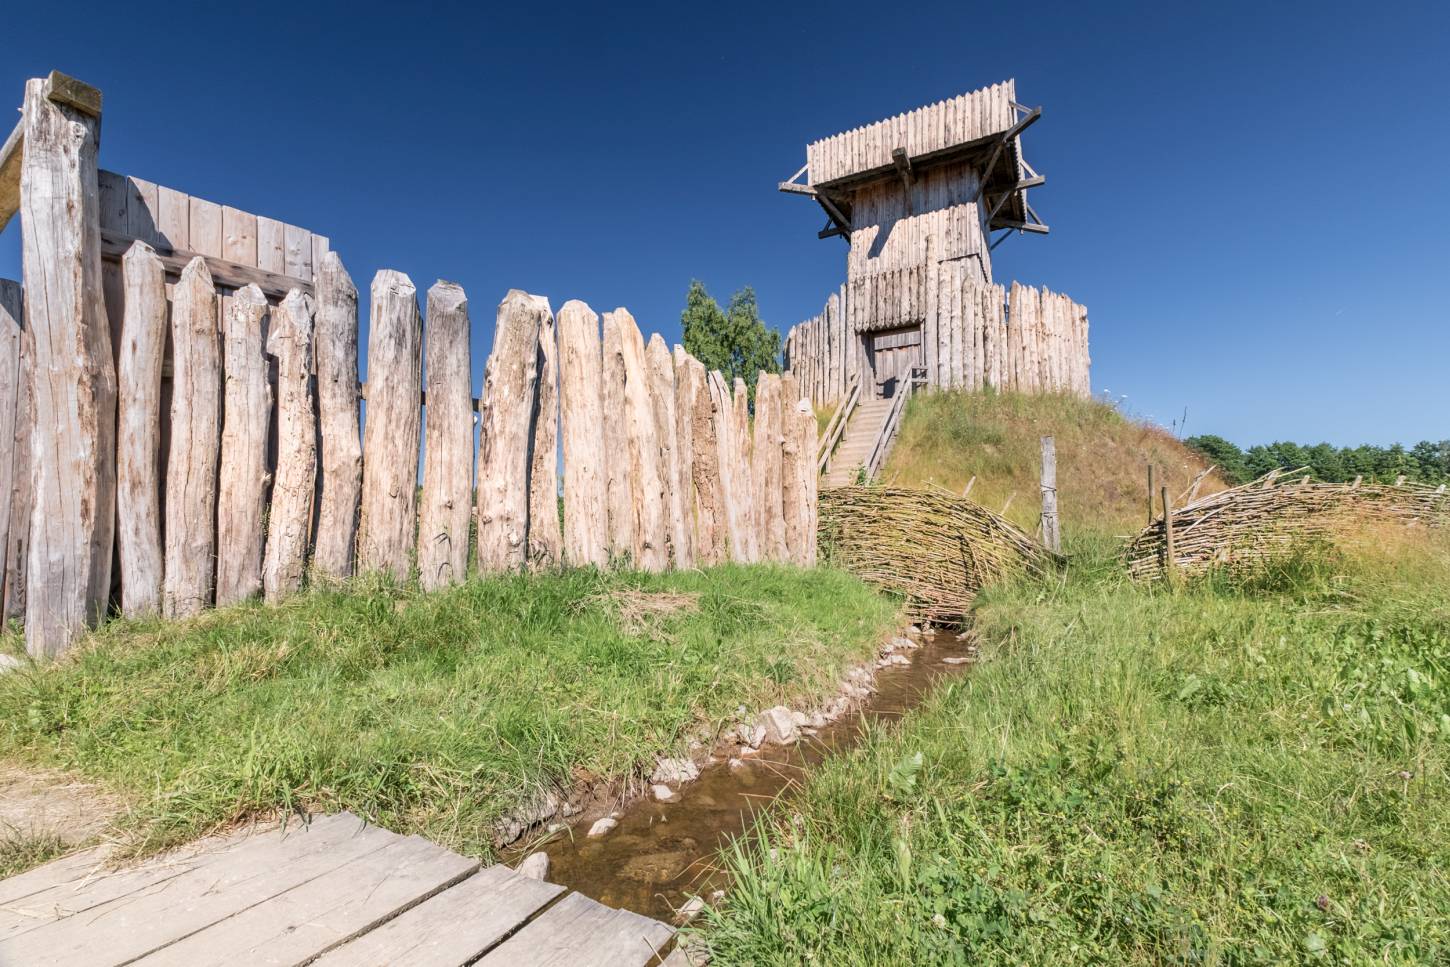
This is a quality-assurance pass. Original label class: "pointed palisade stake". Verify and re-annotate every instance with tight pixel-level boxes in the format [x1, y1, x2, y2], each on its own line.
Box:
[417, 281, 473, 590]
[671, 346, 697, 566]
[612, 309, 666, 572]
[601, 310, 633, 562]
[262, 290, 317, 602]
[708, 371, 745, 561]
[163, 258, 221, 619]
[557, 300, 608, 567]
[358, 270, 422, 582]
[733, 378, 758, 562]
[215, 283, 271, 606]
[476, 290, 542, 573]
[683, 355, 725, 565]
[0, 280, 30, 624]
[647, 334, 689, 568]
[752, 372, 786, 562]
[313, 252, 363, 580]
[115, 242, 166, 616]
[21, 75, 116, 656]
[527, 295, 562, 570]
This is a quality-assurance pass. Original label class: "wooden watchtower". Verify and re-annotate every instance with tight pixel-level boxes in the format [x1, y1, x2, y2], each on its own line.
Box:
[780, 80, 1048, 398]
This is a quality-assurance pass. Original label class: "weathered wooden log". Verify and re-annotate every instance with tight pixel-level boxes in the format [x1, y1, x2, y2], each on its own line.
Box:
[1040, 435, 1060, 553]
[527, 295, 562, 569]
[313, 251, 362, 580]
[732, 378, 758, 562]
[798, 395, 818, 566]
[601, 309, 632, 561]
[671, 345, 696, 566]
[613, 309, 667, 571]
[417, 281, 472, 590]
[0, 280, 29, 622]
[752, 372, 786, 561]
[476, 290, 541, 573]
[682, 354, 724, 564]
[262, 290, 316, 602]
[215, 283, 271, 607]
[557, 300, 607, 567]
[20, 75, 116, 655]
[708, 371, 746, 561]
[647, 334, 689, 567]
[358, 270, 421, 582]
[779, 372, 806, 565]
[163, 257, 221, 618]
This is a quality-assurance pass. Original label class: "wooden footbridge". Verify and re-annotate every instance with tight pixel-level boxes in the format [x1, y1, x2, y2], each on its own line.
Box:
[0, 812, 677, 966]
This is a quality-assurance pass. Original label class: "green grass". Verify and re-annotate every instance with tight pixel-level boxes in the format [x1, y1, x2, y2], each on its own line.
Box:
[0, 829, 66, 879]
[0, 564, 897, 861]
[700, 534, 1450, 965]
[885, 390, 1222, 535]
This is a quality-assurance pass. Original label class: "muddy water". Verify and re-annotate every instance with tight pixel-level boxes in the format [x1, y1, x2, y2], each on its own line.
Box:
[527, 632, 974, 922]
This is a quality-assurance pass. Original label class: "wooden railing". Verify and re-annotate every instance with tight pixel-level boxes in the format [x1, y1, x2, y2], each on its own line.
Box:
[816, 374, 860, 474]
[863, 367, 927, 482]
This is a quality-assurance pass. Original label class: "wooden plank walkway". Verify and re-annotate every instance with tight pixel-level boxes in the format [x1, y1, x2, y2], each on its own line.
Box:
[0, 812, 674, 966]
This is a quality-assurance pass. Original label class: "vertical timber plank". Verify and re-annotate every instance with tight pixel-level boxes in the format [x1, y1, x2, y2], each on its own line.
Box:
[526, 296, 561, 569]
[417, 281, 473, 590]
[0, 281, 29, 623]
[313, 253, 363, 580]
[475, 291, 541, 573]
[116, 244, 168, 616]
[262, 290, 317, 601]
[215, 285, 271, 606]
[557, 300, 608, 567]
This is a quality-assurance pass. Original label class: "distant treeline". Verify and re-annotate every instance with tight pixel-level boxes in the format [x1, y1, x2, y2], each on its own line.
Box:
[1186, 435, 1450, 486]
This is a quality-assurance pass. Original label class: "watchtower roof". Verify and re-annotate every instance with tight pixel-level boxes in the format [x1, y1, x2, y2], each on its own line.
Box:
[783, 79, 1047, 237]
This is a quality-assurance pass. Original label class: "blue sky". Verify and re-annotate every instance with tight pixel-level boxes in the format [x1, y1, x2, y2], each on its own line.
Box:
[2, 0, 1446, 446]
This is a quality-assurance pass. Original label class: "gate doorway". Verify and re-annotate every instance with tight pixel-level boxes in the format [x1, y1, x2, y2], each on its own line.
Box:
[867, 325, 923, 398]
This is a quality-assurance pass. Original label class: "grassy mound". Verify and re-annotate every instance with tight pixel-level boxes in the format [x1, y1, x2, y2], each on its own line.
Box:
[700, 533, 1450, 964]
[0, 564, 896, 861]
[882, 390, 1223, 536]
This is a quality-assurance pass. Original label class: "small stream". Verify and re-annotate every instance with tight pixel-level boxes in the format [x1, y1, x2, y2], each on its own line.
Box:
[519, 632, 974, 922]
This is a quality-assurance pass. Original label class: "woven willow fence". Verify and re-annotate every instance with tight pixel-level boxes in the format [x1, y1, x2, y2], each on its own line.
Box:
[819, 487, 1057, 624]
[1126, 470, 1450, 582]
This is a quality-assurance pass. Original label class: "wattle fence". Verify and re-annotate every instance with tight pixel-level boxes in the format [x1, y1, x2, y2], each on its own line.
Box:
[0, 72, 817, 658]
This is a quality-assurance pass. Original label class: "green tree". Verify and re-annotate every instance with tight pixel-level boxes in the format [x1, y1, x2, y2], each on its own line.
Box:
[680, 280, 780, 398]
[1185, 435, 1251, 483]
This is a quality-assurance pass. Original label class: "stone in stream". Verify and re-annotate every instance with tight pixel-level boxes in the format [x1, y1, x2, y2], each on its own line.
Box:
[652, 784, 677, 802]
[759, 705, 799, 745]
[652, 757, 700, 785]
[0, 654, 22, 675]
[517, 852, 550, 880]
[588, 817, 618, 838]
[675, 895, 706, 924]
[943, 656, 974, 665]
[890, 636, 917, 651]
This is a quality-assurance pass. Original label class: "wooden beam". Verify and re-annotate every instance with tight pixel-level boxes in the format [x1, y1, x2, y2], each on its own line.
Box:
[41, 71, 102, 118]
[891, 147, 913, 185]
[100, 229, 313, 297]
[815, 193, 852, 235]
[0, 115, 21, 232]
[777, 181, 817, 196]
[991, 219, 1050, 235]
[817, 222, 847, 239]
[970, 106, 1043, 203]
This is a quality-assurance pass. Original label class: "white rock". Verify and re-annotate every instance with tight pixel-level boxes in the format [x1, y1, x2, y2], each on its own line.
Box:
[728, 757, 744, 769]
[517, 852, 550, 880]
[651, 757, 700, 785]
[0, 654, 22, 675]
[810, 712, 827, 729]
[791, 710, 808, 727]
[887, 653, 910, 666]
[750, 724, 767, 748]
[759, 705, 799, 745]
[587, 817, 618, 838]
[890, 636, 916, 651]
[652, 784, 677, 802]
[943, 656, 973, 665]
[907, 625, 922, 635]
[676, 895, 706, 924]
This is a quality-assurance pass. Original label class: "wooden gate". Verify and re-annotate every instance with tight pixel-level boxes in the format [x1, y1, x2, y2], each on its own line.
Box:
[867, 325, 922, 398]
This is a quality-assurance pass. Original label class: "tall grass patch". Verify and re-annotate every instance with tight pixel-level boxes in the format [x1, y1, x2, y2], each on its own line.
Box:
[703, 537, 1450, 965]
[0, 565, 896, 861]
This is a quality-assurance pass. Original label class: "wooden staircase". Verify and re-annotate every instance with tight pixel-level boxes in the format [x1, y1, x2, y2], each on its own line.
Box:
[822, 397, 896, 488]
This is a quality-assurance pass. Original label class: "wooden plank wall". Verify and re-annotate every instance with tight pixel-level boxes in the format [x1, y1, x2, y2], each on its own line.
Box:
[846, 160, 991, 286]
[786, 270, 1091, 405]
[805, 80, 1016, 186]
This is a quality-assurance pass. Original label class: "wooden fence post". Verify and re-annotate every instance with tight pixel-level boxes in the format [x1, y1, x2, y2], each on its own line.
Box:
[1146, 464, 1155, 525]
[313, 252, 362, 580]
[1040, 435, 1060, 553]
[527, 295, 562, 569]
[683, 355, 724, 564]
[1161, 485, 1176, 585]
[672, 346, 697, 566]
[418, 281, 473, 590]
[162, 258, 221, 618]
[0, 279, 29, 623]
[358, 270, 422, 582]
[601, 310, 633, 562]
[215, 283, 270, 607]
[476, 290, 541, 573]
[708, 371, 745, 561]
[20, 73, 116, 655]
[753, 372, 786, 561]
[732, 378, 758, 562]
[647, 334, 689, 567]
[615, 309, 666, 572]
[262, 290, 316, 602]
[557, 300, 608, 567]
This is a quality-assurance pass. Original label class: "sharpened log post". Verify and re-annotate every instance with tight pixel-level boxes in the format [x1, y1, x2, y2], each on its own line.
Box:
[526, 296, 562, 569]
[20, 73, 116, 655]
[647, 334, 689, 568]
[476, 290, 541, 573]
[262, 290, 316, 602]
[0, 280, 29, 623]
[1147, 464, 1155, 525]
[684, 356, 724, 565]
[557, 301, 608, 567]
[732, 378, 757, 562]
[601, 311, 633, 562]
[215, 283, 271, 607]
[417, 281, 472, 590]
[615, 310, 666, 572]
[313, 252, 363, 580]
[163, 258, 222, 618]
[671, 346, 696, 567]
[358, 270, 422, 582]
[1161, 485, 1176, 585]
[114, 245, 165, 616]
[1040, 435, 1060, 553]
[752, 372, 786, 561]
